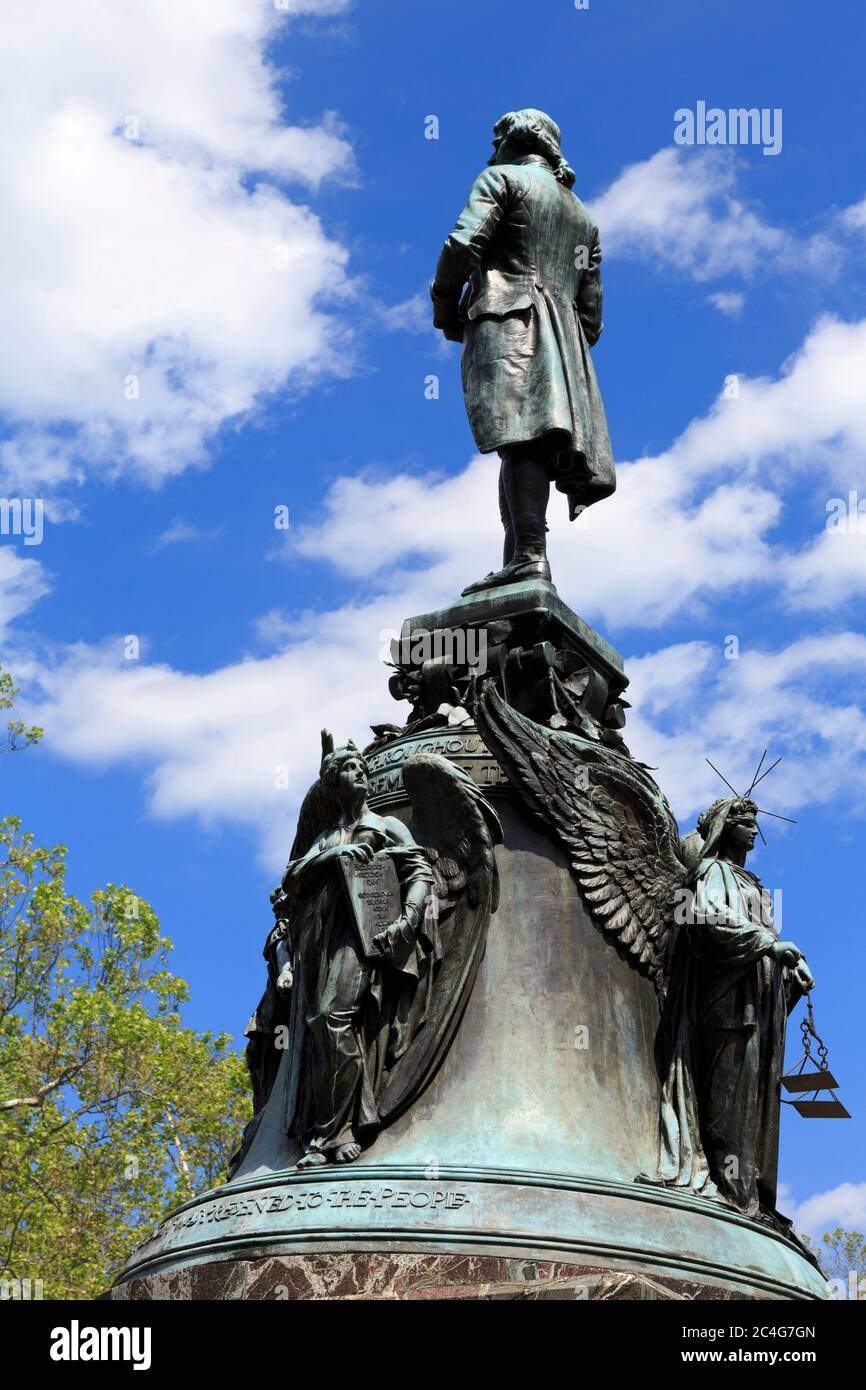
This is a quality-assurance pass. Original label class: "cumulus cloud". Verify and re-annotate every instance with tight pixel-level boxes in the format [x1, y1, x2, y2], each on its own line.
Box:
[16, 607, 401, 871]
[669, 316, 866, 484]
[16, 618, 866, 874]
[0, 548, 50, 640]
[289, 453, 783, 630]
[783, 1182, 866, 1237]
[286, 313, 866, 628]
[0, 0, 356, 494]
[592, 147, 835, 282]
[625, 633, 866, 824]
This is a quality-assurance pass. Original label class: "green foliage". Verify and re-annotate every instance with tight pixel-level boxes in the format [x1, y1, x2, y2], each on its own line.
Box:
[0, 668, 251, 1298]
[0, 669, 42, 753]
[803, 1227, 866, 1298]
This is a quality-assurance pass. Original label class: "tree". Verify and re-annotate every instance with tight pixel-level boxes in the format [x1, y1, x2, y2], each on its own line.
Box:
[0, 668, 42, 754]
[0, 667, 251, 1299]
[804, 1227, 866, 1300]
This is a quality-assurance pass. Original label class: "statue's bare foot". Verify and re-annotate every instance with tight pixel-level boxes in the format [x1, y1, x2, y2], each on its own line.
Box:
[296, 1149, 328, 1169]
[334, 1142, 361, 1164]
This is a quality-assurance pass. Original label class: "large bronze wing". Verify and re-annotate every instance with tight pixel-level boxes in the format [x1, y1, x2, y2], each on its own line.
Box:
[402, 751, 502, 919]
[474, 681, 685, 987]
[375, 751, 502, 1122]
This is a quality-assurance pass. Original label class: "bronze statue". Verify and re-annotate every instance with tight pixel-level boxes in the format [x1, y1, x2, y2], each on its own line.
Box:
[472, 684, 815, 1231]
[655, 795, 814, 1224]
[431, 108, 615, 595]
[231, 733, 501, 1173]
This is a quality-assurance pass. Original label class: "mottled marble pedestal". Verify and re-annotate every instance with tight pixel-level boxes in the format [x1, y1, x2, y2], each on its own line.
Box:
[108, 1252, 786, 1302]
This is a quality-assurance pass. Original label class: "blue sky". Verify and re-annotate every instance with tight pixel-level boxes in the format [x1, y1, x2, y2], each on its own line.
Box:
[2, 0, 865, 1237]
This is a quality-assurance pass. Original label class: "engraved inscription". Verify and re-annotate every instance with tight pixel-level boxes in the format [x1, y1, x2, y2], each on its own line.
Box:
[133, 1186, 472, 1255]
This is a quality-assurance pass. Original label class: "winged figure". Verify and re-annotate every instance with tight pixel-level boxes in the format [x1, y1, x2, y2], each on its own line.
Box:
[230, 731, 501, 1175]
[472, 681, 820, 1235]
[473, 678, 685, 986]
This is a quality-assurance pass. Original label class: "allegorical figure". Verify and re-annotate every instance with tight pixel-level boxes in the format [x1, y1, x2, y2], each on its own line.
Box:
[230, 733, 501, 1176]
[431, 108, 615, 595]
[655, 796, 814, 1223]
[470, 685, 818, 1234]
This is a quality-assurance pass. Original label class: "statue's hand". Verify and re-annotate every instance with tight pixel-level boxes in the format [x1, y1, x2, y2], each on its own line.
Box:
[275, 963, 294, 998]
[372, 916, 415, 962]
[792, 958, 815, 994]
[430, 281, 464, 343]
[771, 939, 802, 967]
[337, 842, 375, 864]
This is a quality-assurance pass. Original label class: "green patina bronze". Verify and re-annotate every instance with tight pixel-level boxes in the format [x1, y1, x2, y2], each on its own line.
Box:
[432, 109, 614, 597]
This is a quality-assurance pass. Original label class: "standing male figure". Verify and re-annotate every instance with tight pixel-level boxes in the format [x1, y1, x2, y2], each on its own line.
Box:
[431, 108, 615, 595]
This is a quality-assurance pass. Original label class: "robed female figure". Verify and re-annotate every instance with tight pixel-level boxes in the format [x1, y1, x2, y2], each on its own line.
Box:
[656, 796, 814, 1221]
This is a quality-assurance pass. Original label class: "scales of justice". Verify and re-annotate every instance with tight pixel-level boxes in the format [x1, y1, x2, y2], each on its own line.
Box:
[110, 110, 847, 1302]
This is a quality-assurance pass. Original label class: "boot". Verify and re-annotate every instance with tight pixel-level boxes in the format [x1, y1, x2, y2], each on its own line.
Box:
[461, 446, 553, 596]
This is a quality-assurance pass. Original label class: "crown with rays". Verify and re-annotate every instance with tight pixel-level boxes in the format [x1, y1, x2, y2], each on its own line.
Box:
[704, 749, 797, 846]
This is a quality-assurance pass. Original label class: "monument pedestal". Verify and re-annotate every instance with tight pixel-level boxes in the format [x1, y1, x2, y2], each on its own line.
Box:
[108, 687, 829, 1299]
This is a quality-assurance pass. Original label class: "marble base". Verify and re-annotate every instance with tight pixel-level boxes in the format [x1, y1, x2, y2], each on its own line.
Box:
[105, 1251, 771, 1302]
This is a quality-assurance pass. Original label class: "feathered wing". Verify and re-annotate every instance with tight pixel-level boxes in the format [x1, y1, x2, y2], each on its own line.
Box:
[474, 681, 685, 987]
[287, 730, 338, 860]
[376, 751, 502, 1122]
[288, 777, 334, 860]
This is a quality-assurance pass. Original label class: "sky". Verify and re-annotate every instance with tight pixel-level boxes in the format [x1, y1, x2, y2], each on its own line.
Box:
[1, 0, 865, 1242]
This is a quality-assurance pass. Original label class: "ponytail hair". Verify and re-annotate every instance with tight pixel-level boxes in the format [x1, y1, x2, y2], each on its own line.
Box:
[493, 108, 576, 188]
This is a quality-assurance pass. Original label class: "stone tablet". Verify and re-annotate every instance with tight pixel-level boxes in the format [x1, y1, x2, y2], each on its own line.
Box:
[338, 850, 402, 959]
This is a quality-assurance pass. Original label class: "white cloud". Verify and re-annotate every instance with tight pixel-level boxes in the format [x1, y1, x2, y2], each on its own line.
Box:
[289, 454, 782, 630]
[625, 633, 866, 824]
[592, 147, 835, 282]
[376, 293, 433, 334]
[278, 0, 353, 12]
[151, 519, 224, 551]
[706, 290, 744, 317]
[0, 0, 356, 494]
[783, 1182, 866, 1237]
[0, 548, 50, 639]
[782, 527, 866, 610]
[17, 602, 404, 871]
[840, 194, 866, 235]
[16, 618, 866, 875]
[284, 314, 866, 627]
[669, 316, 866, 485]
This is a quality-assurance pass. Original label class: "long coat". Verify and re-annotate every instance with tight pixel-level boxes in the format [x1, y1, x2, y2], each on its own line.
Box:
[433, 153, 615, 516]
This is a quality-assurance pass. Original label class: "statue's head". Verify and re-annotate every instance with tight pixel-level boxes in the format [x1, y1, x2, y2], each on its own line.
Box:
[320, 740, 370, 808]
[488, 108, 576, 188]
[695, 795, 759, 864]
